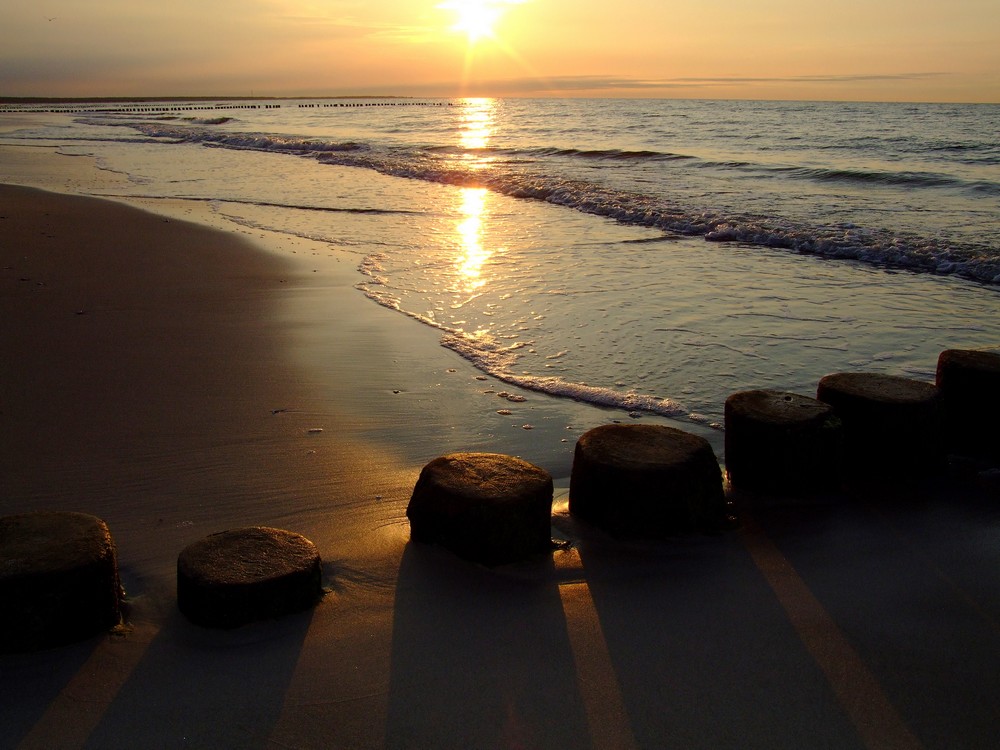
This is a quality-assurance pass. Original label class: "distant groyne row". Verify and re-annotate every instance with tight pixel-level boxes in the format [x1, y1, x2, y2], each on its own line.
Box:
[0, 101, 449, 116]
[294, 102, 450, 108]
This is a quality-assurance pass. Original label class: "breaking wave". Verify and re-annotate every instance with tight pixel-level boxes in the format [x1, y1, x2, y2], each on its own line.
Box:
[78, 117, 1000, 286]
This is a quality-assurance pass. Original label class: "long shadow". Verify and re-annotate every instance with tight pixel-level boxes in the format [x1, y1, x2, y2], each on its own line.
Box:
[386, 542, 590, 750]
[81, 603, 314, 750]
[577, 527, 864, 750]
[0, 637, 100, 747]
[749, 478, 1000, 749]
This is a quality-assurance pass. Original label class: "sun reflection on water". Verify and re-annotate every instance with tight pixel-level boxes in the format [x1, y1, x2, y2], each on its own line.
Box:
[456, 187, 491, 293]
[458, 98, 496, 162]
[451, 99, 501, 300]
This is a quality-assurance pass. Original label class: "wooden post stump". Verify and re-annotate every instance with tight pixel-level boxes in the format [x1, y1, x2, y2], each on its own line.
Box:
[406, 452, 554, 565]
[816, 372, 943, 476]
[569, 424, 726, 537]
[1, 511, 123, 652]
[177, 527, 323, 629]
[725, 390, 842, 493]
[936, 349, 1000, 459]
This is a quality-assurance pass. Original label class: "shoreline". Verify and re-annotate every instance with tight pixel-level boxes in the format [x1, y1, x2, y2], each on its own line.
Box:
[0, 143, 725, 477]
[4, 152, 1000, 749]
[0, 183, 415, 559]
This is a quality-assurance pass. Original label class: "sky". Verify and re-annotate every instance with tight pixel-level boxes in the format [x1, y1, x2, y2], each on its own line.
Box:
[2, 0, 998, 102]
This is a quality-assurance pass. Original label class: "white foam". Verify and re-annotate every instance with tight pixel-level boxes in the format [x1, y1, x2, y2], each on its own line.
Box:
[441, 331, 690, 419]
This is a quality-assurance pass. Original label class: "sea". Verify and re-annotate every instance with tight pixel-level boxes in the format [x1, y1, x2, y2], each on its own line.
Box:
[2, 97, 998, 431]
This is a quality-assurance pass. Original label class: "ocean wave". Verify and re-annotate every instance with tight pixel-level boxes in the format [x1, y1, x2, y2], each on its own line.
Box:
[98, 120, 370, 155]
[317, 147, 1000, 285]
[526, 147, 693, 162]
[151, 116, 237, 126]
[80, 117, 1000, 286]
[773, 165, 964, 190]
[420, 144, 693, 162]
[969, 181, 1000, 196]
[196, 132, 369, 154]
[182, 116, 236, 125]
[926, 142, 1000, 165]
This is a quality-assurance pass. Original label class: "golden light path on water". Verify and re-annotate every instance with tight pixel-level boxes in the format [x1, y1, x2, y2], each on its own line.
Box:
[456, 187, 490, 292]
[453, 98, 501, 304]
[458, 97, 495, 152]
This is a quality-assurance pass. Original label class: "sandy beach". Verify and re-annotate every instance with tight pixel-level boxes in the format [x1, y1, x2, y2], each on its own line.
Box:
[0, 179, 420, 748]
[3, 148, 1000, 749]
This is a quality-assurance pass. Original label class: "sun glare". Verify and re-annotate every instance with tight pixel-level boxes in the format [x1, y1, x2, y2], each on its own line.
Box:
[439, 0, 519, 44]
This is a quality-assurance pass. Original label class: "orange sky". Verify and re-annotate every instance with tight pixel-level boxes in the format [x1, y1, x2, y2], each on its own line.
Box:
[2, 0, 997, 102]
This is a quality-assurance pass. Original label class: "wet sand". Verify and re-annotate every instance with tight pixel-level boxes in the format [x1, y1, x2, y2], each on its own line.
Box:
[2, 163, 1000, 749]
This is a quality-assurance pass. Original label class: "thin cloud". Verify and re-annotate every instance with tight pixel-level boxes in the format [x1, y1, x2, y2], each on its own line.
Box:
[671, 73, 951, 84]
[429, 72, 955, 96]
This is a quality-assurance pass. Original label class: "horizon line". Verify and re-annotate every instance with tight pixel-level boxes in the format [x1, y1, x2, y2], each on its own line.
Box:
[2, 94, 997, 106]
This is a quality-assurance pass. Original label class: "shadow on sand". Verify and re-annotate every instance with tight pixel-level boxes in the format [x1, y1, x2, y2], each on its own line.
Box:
[575, 527, 864, 749]
[0, 637, 98, 748]
[385, 542, 590, 749]
[81, 601, 314, 750]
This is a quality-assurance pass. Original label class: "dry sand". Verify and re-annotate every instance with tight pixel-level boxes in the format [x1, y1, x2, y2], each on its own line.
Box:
[3, 155, 1000, 749]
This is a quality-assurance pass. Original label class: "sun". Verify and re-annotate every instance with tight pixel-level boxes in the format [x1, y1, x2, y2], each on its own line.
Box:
[439, 0, 517, 44]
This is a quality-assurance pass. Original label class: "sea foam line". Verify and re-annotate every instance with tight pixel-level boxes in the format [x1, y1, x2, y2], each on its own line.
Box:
[354, 266, 693, 422]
